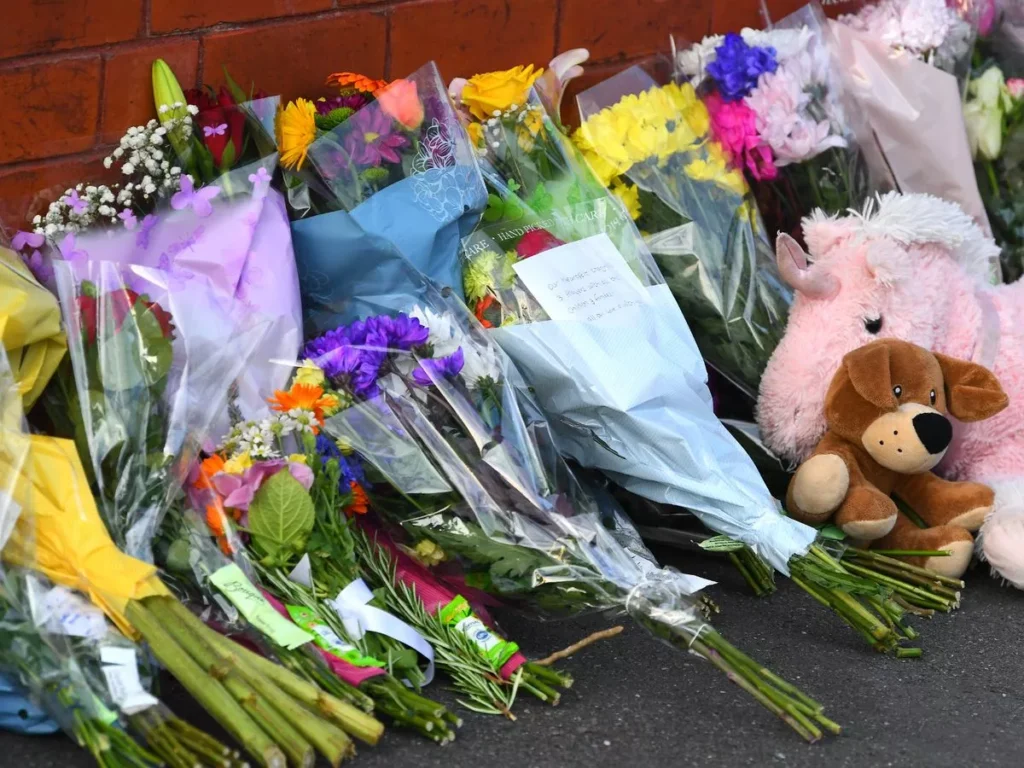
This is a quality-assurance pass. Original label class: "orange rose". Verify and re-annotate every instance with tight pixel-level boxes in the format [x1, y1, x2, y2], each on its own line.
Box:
[377, 79, 424, 130]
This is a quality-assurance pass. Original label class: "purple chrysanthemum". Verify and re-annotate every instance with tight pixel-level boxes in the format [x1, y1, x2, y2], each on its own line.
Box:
[412, 347, 465, 387]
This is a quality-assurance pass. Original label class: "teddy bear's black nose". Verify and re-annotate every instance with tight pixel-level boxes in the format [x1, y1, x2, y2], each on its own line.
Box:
[913, 412, 952, 454]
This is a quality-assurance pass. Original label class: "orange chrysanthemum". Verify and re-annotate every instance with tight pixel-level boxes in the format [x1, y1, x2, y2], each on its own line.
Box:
[193, 454, 226, 490]
[345, 482, 370, 516]
[326, 71, 388, 95]
[267, 383, 340, 423]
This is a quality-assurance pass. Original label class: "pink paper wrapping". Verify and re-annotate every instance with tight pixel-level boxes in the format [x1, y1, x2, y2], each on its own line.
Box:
[261, 590, 386, 686]
[830, 21, 993, 237]
[370, 531, 528, 680]
[65, 186, 303, 438]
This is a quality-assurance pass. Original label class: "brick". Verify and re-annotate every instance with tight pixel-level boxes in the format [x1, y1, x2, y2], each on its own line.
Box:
[202, 12, 386, 103]
[559, 0, 711, 64]
[101, 40, 200, 144]
[389, 0, 556, 80]
[712, 0, 814, 32]
[0, 152, 113, 231]
[0, 58, 102, 165]
[151, 0, 332, 34]
[0, 0, 140, 60]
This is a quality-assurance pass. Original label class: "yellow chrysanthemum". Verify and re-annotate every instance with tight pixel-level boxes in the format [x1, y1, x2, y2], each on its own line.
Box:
[517, 107, 545, 151]
[294, 360, 325, 387]
[686, 141, 748, 196]
[223, 451, 253, 475]
[276, 99, 317, 170]
[288, 453, 308, 465]
[611, 178, 641, 220]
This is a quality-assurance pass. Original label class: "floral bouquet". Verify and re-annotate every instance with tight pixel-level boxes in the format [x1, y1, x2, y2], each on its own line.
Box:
[829, 0, 994, 251]
[674, 3, 880, 241]
[177, 404, 461, 740]
[454, 63, 937, 655]
[286, 221, 839, 740]
[275, 62, 486, 305]
[573, 63, 790, 396]
[966, 17, 1024, 281]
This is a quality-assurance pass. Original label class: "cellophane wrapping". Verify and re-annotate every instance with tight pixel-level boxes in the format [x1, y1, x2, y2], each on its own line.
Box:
[574, 62, 790, 396]
[455, 84, 815, 572]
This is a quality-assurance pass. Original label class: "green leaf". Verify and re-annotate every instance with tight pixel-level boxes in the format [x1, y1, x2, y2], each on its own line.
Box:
[526, 182, 554, 214]
[98, 323, 146, 392]
[222, 66, 249, 105]
[483, 193, 504, 222]
[248, 470, 316, 563]
[219, 139, 238, 173]
[506, 179, 521, 194]
[698, 535, 747, 553]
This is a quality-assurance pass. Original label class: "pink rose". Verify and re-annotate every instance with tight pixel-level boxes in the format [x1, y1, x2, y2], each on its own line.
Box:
[1008, 78, 1024, 100]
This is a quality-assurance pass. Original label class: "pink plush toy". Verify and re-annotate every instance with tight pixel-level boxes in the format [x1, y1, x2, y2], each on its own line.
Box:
[757, 192, 1024, 587]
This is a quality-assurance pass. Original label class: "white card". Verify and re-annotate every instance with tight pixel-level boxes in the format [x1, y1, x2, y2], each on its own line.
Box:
[512, 233, 650, 324]
[44, 587, 108, 640]
[288, 553, 313, 588]
[100, 646, 158, 715]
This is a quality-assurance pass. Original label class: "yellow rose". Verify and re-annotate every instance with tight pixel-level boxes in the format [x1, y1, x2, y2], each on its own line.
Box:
[467, 121, 485, 148]
[294, 360, 325, 387]
[223, 452, 253, 475]
[461, 64, 544, 121]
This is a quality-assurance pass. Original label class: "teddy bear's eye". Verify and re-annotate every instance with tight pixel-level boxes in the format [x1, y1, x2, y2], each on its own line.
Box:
[893, 385, 903, 398]
[930, 389, 936, 405]
[864, 317, 883, 334]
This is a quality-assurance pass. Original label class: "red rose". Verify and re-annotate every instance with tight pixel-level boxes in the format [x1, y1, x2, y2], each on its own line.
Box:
[77, 289, 175, 346]
[188, 86, 245, 171]
[515, 229, 565, 259]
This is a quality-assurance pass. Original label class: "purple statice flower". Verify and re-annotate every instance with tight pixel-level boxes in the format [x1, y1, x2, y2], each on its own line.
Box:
[343, 107, 410, 166]
[316, 93, 369, 115]
[412, 347, 464, 387]
[707, 33, 778, 102]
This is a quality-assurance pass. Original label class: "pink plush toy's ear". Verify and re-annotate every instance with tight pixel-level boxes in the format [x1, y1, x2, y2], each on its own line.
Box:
[802, 217, 856, 258]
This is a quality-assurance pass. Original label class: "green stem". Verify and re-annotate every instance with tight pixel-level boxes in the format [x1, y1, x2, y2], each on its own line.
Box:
[126, 598, 285, 768]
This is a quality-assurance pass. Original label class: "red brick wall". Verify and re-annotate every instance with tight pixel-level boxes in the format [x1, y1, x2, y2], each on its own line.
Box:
[0, 0, 808, 230]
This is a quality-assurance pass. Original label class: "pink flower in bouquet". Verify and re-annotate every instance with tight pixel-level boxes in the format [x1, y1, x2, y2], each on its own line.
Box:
[977, 0, 997, 37]
[212, 460, 313, 513]
[343, 106, 410, 166]
[705, 92, 777, 181]
[516, 228, 565, 258]
[1008, 78, 1024, 100]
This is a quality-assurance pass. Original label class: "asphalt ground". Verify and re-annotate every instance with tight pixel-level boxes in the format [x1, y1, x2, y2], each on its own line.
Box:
[5, 547, 1023, 768]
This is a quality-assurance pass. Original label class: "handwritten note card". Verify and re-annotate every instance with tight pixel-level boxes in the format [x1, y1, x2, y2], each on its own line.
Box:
[512, 233, 650, 323]
[210, 563, 313, 650]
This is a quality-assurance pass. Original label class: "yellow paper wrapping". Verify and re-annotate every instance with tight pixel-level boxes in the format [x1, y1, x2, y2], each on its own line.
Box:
[1, 435, 169, 637]
[0, 246, 66, 409]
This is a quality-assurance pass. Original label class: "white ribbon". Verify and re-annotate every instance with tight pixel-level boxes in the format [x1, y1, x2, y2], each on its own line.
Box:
[330, 579, 435, 686]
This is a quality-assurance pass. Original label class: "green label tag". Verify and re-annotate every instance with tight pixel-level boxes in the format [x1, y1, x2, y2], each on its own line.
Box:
[210, 564, 313, 650]
[285, 605, 385, 668]
[439, 596, 519, 670]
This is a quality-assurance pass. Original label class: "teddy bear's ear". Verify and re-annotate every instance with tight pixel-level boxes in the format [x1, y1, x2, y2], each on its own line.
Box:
[933, 352, 1008, 422]
[824, 342, 897, 437]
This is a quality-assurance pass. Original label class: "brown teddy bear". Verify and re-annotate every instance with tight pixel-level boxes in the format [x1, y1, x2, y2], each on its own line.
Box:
[786, 338, 1008, 578]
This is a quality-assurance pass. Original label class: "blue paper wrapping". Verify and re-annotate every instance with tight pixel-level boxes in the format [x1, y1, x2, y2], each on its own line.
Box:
[0, 672, 58, 735]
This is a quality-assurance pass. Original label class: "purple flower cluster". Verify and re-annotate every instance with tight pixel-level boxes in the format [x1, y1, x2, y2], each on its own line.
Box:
[303, 312, 431, 398]
[412, 348, 465, 387]
[707, 33, 778, 102]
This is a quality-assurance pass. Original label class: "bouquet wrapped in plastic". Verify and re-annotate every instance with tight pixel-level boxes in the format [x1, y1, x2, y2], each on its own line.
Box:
[965, 7, 1024, 281]
[283, 211, 839, 740]
[673, 3, 883, 241]
[830, 0, 993, 254]
[573, 62, 790, 395]
[271, 62, 486, 303]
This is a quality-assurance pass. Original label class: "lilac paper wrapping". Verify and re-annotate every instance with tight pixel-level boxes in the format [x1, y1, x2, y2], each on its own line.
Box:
[830, 22, 993, 238]
[65, 188, 302, 437]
